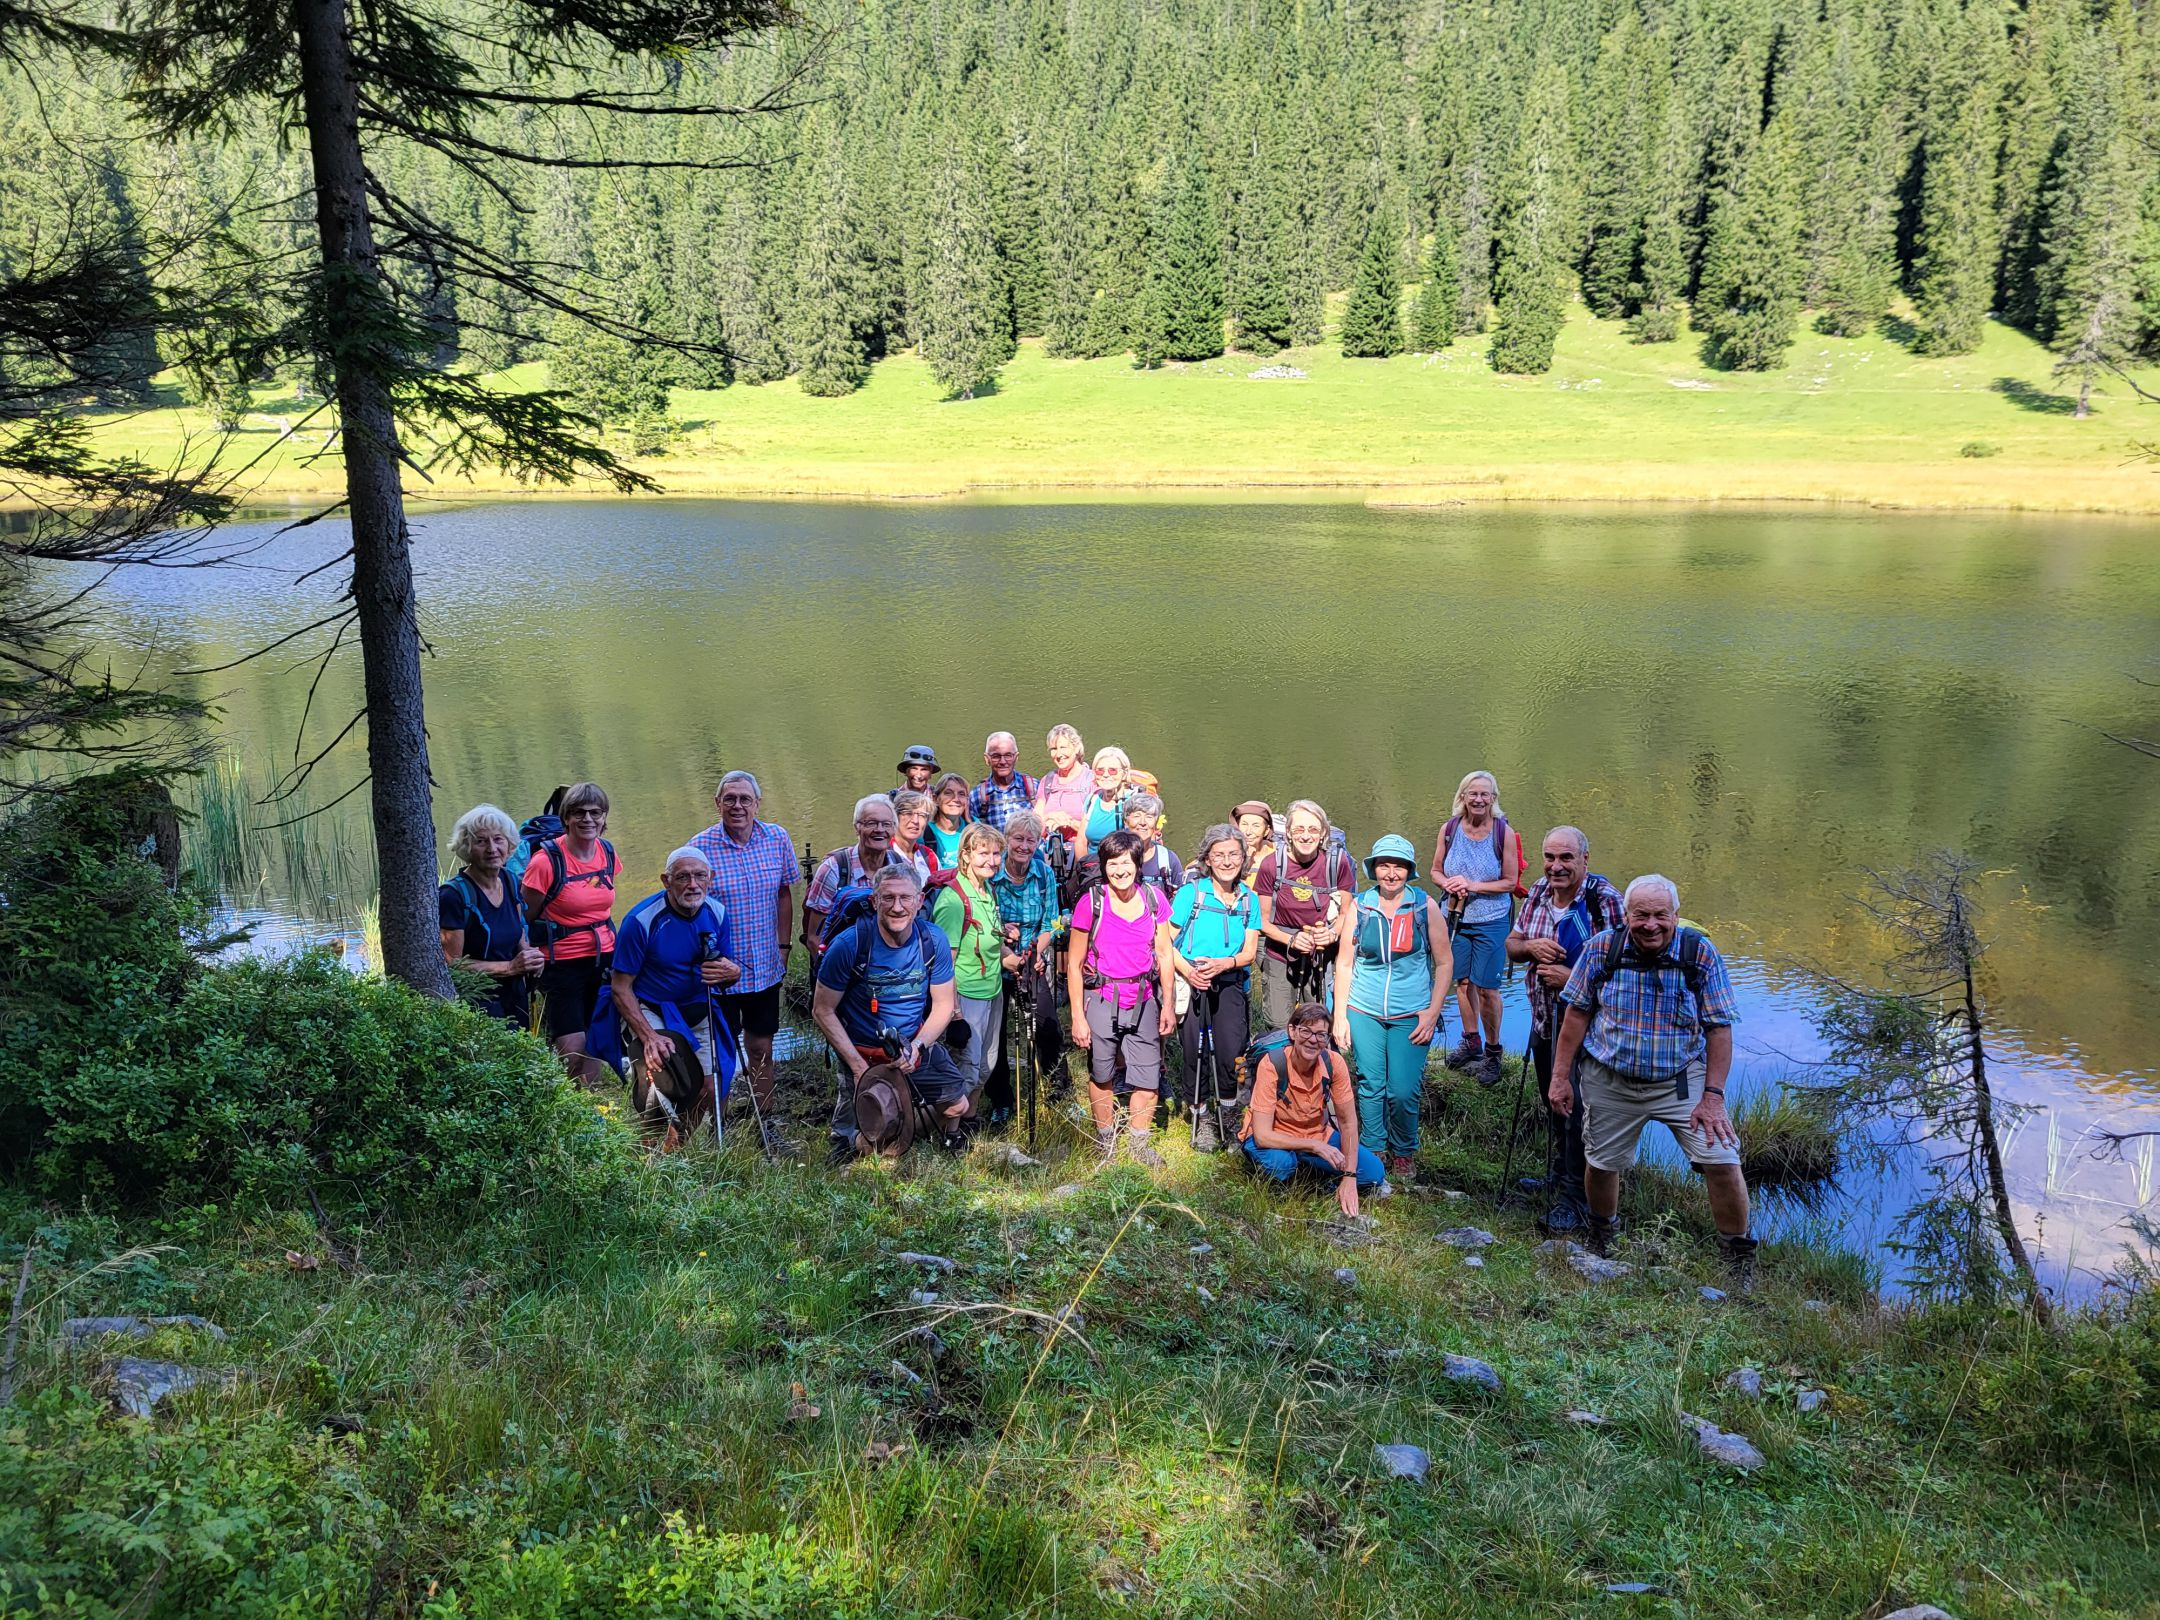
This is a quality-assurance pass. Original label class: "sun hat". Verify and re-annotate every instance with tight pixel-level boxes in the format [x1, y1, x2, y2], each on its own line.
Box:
[1364, 833, 1420, 880]
[1231, 799, 1273, 823]
[896, 744, 940, 771]
[852, 1062, 918, 1157]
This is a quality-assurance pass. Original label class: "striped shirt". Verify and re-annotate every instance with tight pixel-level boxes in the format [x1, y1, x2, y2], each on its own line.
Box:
[968, 772, 1040, 831]
[688, 818, 796, 994]
[1560, 926, 1738, 1080]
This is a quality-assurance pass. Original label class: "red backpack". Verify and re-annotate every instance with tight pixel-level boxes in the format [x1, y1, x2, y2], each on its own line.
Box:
[1438, 814, 1530, 901]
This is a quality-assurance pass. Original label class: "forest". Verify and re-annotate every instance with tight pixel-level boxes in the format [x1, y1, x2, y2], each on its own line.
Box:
[3, 0, 2156, 425]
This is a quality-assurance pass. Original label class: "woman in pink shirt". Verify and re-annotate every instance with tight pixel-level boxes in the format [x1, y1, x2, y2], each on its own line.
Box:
[1033, 722, 1096, 852]
[1066, 829, 1176, 1167]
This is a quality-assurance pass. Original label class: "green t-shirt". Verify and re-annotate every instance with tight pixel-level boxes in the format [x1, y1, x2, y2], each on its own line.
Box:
[932, 876, 1003, 999]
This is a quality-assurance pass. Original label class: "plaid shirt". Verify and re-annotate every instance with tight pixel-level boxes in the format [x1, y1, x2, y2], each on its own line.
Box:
[968, 772, 1040, 831]
[989, 851, 1062, 951]
[1513, 874, 1624, 1037]
[805, 845, 930, 920]
[1560, 925, 1739, 1080]
[688, 818, 795, 993]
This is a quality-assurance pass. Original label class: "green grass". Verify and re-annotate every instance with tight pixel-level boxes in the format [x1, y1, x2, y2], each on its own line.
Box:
[6, 1038, 2155, 1619]
[63, 301, 2160, 512]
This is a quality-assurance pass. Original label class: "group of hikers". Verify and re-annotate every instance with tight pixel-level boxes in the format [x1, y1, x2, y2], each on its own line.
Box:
[437, 727, 1760, 1287]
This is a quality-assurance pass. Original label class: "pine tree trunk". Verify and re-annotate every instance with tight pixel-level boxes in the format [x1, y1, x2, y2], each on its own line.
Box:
[292, 0, 452, 997]
[1961, 950, 2049, 1325]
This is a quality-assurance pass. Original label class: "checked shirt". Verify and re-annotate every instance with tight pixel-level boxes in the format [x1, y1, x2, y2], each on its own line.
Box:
[1513, 875, 1624, 1038]
[1559, 925, 1739, 1080]
[688, 818, 797, 993]
[968, 772, 1041, 831]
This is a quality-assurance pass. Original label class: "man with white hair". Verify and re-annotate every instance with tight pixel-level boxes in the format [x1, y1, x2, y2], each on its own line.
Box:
[1549, 873, 1758, 1288]
[610, 847, 743, 1148]
[691, 770, 795, 1149]
[1505, 826, 1624, 1237]
[802, 794, 925, 958]
[968, 732, 1039, 830]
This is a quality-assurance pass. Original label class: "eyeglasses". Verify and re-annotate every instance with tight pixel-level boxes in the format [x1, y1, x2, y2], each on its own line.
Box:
[719, 794, 758, 806]
[566, 808, 605, 821]
[1289, 1027, 1331, 1043]
[856, 819, 894, 832]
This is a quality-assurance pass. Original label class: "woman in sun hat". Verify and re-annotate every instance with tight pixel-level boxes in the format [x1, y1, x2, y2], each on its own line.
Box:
[1333, 833, 1448, 1182]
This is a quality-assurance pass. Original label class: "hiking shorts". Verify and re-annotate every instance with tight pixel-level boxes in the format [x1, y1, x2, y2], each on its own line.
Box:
[715, 984, 780, 1041]
[539, 954, 610, 1041]
[1450, 914, 1508, 991]
[1577, 1053, 1740, 1172]
[1082, 989, 1163, 1093]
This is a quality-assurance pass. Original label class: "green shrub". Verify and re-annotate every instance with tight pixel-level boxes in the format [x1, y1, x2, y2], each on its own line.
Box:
[9, 952, 628, 1211]
[1958, 439, 2001, 458]
[1959, 1288, 2160, 1482]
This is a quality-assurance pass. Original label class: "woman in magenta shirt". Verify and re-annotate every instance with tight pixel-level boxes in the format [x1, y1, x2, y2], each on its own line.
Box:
[1066, 828, 1177, 1168]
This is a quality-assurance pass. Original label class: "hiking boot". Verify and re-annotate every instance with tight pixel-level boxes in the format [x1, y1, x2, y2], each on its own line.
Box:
[1475, 1050, 1505, 1089]
[1192, 1109, 1221, 1154]
[1445, 1038, 1485, 1071]
[1583, 1213, 1620, 1259]
[824, 1134, 856, 1168]
[1387, 1153, 1417, 1184]
[1717, 1233, 1760, 1296]
[939, 1128, 969, 1153]
[1095, 1126, 1120, 1163]
[1126, 1135, 1165, 1169]
[1369, 1178, 1394, 1200]
[1536, 1201, 1586, 1239]
[759, 1118, 796, 1160]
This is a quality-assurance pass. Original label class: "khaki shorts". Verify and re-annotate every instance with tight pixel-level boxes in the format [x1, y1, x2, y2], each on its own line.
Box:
[1578, 1052, 1741, 1172]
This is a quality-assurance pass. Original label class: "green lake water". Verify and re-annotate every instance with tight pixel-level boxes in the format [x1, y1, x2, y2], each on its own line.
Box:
[95, 497, 2160, 1289]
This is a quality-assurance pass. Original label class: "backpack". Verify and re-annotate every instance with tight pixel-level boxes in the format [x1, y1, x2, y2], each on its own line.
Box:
[1238, 1033, 1337, 1130]
[839, 913, 943, 1014]
[1174, 877, 1258, 959]
[1581, 924, 1710, 1011]
[1075, 881, 1167, 990]
[922, 867, 982, 941]
[449, 870, 528, 961]
[1440, 814, 1529, 901]
[1353, 886, 1432, 961]
[504, 786, 568, 892]
[527, 834, 618, 951]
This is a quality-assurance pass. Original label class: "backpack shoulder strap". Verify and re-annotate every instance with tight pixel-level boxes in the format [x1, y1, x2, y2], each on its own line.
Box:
[536, 837, 571, 911]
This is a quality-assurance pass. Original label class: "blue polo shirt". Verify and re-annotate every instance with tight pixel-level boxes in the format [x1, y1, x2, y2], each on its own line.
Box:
[613, 890, 730, 1010]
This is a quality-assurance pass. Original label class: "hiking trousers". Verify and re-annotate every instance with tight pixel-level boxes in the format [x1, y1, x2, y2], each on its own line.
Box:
[1348, 1008, 1430, 1159]
[1241, 1130, 1386, 1190]
[1531, 1029, 1587, 1210]
[952, 992, 1003, 1091]
[1260, 952, 1331, 1031]
[1179, 976, 1249, 1104]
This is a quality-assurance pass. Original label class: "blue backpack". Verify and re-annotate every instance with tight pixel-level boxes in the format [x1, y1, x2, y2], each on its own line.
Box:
[505, 788, 568, 893]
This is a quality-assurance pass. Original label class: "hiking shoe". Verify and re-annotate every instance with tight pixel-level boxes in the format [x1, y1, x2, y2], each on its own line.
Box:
[1126, 1135, 1165, 1169]
[939, 1128, 969, 1154]
[1445, 1038, 1485, 1071]
[1387, 1153, 1417, 1184]
[1717, 1233, 1760, 1296]
[1536, 1201, 1586, 1239]
[1475, 1050, 1505, 1088]
[1584, 1213, 1620, 1259]
[1095, 1127, 1120, 1163]
[1192, 1109, 1221, 1154]
[759, 1119, 797, 1159]
[1369, 1179, 1394, 1200]
[824, 1134, 856, 1168]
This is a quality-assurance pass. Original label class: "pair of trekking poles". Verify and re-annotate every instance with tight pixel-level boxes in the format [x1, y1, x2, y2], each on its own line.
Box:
[1436, 890, 1541, 1207]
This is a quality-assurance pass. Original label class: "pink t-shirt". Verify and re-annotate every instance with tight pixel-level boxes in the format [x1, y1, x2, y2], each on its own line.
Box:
[1034, 766, 1096, 836]
[1073, 885, 1165, 1007]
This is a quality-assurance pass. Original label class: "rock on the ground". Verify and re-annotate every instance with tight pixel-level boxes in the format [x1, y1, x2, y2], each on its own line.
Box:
[1699, 1286, 1727, 1304]
[1722, 1367, 1764, 1399]
[1563, 1408, 1609, 1426]
[1046, 1183, 1084, 1202]
[1188, 1241, 1214, 1256]
[1534, 1238, 1582, 1258]
[65, 1314, 226, 1344]
[1878, 1607, 1958, 1620]
[1248, 364, 1308, 380]
[107, 1357, 234, 1420]
[1436, 1227, 1495, 1250]
[896, 1252, 957, 1273]
[1373, 1443, 1430, 1481]
[1443, 1354, 1501, 1392]
[1333, 1267, 1357, 1287]
[1462, 1254, 1486, 1270]
[982, 1144, 1041, 1169]
[1679, 1411, 1766, 1471]
[907, 1289, 940, 1306]
[1195, 1285, 1216, 1304]
[1569, 1251, 1633, 1283]
[1795, 1388, 1827, 1414]
[1802, 1299, 1829, 1312]
[888, 1360, 925, 1388]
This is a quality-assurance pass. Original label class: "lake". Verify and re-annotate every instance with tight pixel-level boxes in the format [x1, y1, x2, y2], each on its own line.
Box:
[95, 496, 2160, 1293]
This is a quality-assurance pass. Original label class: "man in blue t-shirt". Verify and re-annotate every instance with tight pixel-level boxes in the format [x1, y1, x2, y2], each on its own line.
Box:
[610, 847, 741, 1143]
[812, 864, 969, 1156]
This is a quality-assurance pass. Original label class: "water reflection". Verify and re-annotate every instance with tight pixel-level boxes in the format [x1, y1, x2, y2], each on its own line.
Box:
[78, 497, 2160, 1293]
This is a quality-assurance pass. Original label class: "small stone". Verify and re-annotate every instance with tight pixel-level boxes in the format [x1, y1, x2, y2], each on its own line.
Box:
[1795, 1388, 1827, 1414]
[1333, 1268, 1357, 1287]
[1533, 1238, 1582, 1258]
[896, 1252, 957, 1273]
[1722, 1367, 1764, 1399]
[1462, 1254, 1485, 1270]
[1563, 1408, 1609, 1426]
[1802, 1299, 1829, 1313]
[1680, 1411, 1766, 1471]
[1436, 1227, 1495, 1250]
[1195, 1285, 1215, 1303]
[1373, 1443, 1430, 1481]
[1440, 1189, 1466, 1201]
[1878, 1607, 1957, 1620]
[1443, 1353, 1501, 1392]
[64, 1314, 226, 1344]
[907, 1290, 940, 1306]
[1569, 1252, 1633, 1283]
[1189, 1242, 1214, 1256]
[909, 1325, 948, 1357]
[888, 1360, 924, 1388]
[983, 1144, 1041, 1169]
[108, 1357, 234, 1420]
[1046, 1183, 1084, 1202]
[1603, 1584, 1669, 1596]
[1699, 1286, 1727, 1304]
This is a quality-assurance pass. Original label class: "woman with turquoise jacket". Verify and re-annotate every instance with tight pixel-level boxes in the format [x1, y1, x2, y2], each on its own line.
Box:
[1332, 834, 1449, 1183]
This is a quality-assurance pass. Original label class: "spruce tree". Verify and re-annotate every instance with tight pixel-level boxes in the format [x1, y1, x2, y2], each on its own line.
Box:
[1911, 36, 2003, 356]
[790, 124, 868, 397]
[2042, 33, 2141, 416]
[1410, 216, 1459, 351]
[1001, 121, 1051, 338]
[1456, 161, 1493, 334]
[1489, 58, 1575, 375]
[1812, 103, 1902, 338]
[1339, 198, 1405, 358]
[1230, 155, 1296, 355]
[1631, 98, 1694, 344]
[1040, 131, 1096, 357]
[1578, 15, 1656, 318]
[1143, 153, 1226, 362]
[1696, 113, 1805, 369]
[916, 146, 1010, 398]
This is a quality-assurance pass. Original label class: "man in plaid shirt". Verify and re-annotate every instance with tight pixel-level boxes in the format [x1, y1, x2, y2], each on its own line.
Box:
[1505, 826, 1623, 1236]
[690, 771, 797, 1152]
[1550, 873, 1758, 1288]
[968, 732, 1039, 831]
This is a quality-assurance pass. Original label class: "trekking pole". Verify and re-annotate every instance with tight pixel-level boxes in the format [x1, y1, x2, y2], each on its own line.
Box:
[1204, 989, 1231, 1150]
[1494, 1027, 1537, 1209]
[1024, 953, 1041, 1156]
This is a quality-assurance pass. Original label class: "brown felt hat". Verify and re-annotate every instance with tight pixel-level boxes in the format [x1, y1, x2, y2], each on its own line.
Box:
[853, 1062, 918, 1158]
[1232, 800, 1273, 823]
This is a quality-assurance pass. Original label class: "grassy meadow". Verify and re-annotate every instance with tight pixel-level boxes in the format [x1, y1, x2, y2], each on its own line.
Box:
[8, 1034, 2156, 1619]
[71, 303, 2160, 513]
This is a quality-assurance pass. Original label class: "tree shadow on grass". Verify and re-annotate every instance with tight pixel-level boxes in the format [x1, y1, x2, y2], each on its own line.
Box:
[1991, 377, 2078, 415]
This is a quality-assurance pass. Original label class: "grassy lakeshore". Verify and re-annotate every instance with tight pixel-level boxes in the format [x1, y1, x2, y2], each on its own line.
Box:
[8, 1032, 2157, 1619]
[69, 307, 2160, 514]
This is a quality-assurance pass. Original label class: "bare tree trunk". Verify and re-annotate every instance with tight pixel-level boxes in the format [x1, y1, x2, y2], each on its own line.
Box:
[1961, 954, 2050, 1326]
[292, 0, 451, 997]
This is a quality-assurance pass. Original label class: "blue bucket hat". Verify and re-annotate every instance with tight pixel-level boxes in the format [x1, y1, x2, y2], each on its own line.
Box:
[1365, 833, 1419, 880]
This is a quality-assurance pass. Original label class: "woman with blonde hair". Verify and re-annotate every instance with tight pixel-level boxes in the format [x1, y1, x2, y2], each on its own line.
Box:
[440, 803, 545, 1028]
[925, 772, 972, 869]
[1254, 799, 1356, 1029]
[1033, 723, 1095, 852]
[1431, 770, 1521, 1085]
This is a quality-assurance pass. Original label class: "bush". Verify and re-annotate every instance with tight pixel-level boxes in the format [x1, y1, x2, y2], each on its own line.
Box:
[10, 953, 628, 1211]
[1959, 439, 2001, 458]
[1959, 1288, 2160, 1482]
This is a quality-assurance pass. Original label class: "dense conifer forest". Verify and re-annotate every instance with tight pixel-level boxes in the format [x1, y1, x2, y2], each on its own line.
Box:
[5, 0, 2156, 421]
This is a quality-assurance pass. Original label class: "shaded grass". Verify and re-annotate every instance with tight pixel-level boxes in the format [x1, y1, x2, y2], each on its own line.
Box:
[3, 1047, 2155, 1617]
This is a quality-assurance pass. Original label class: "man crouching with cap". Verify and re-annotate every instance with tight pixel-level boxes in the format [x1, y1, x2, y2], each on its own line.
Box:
[811, 864, 976, 1159]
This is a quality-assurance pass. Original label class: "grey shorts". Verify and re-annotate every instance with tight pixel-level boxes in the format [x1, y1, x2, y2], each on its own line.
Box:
[1578, 1052, 1741, 1171]
[1082, 990, 1163, 1093]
